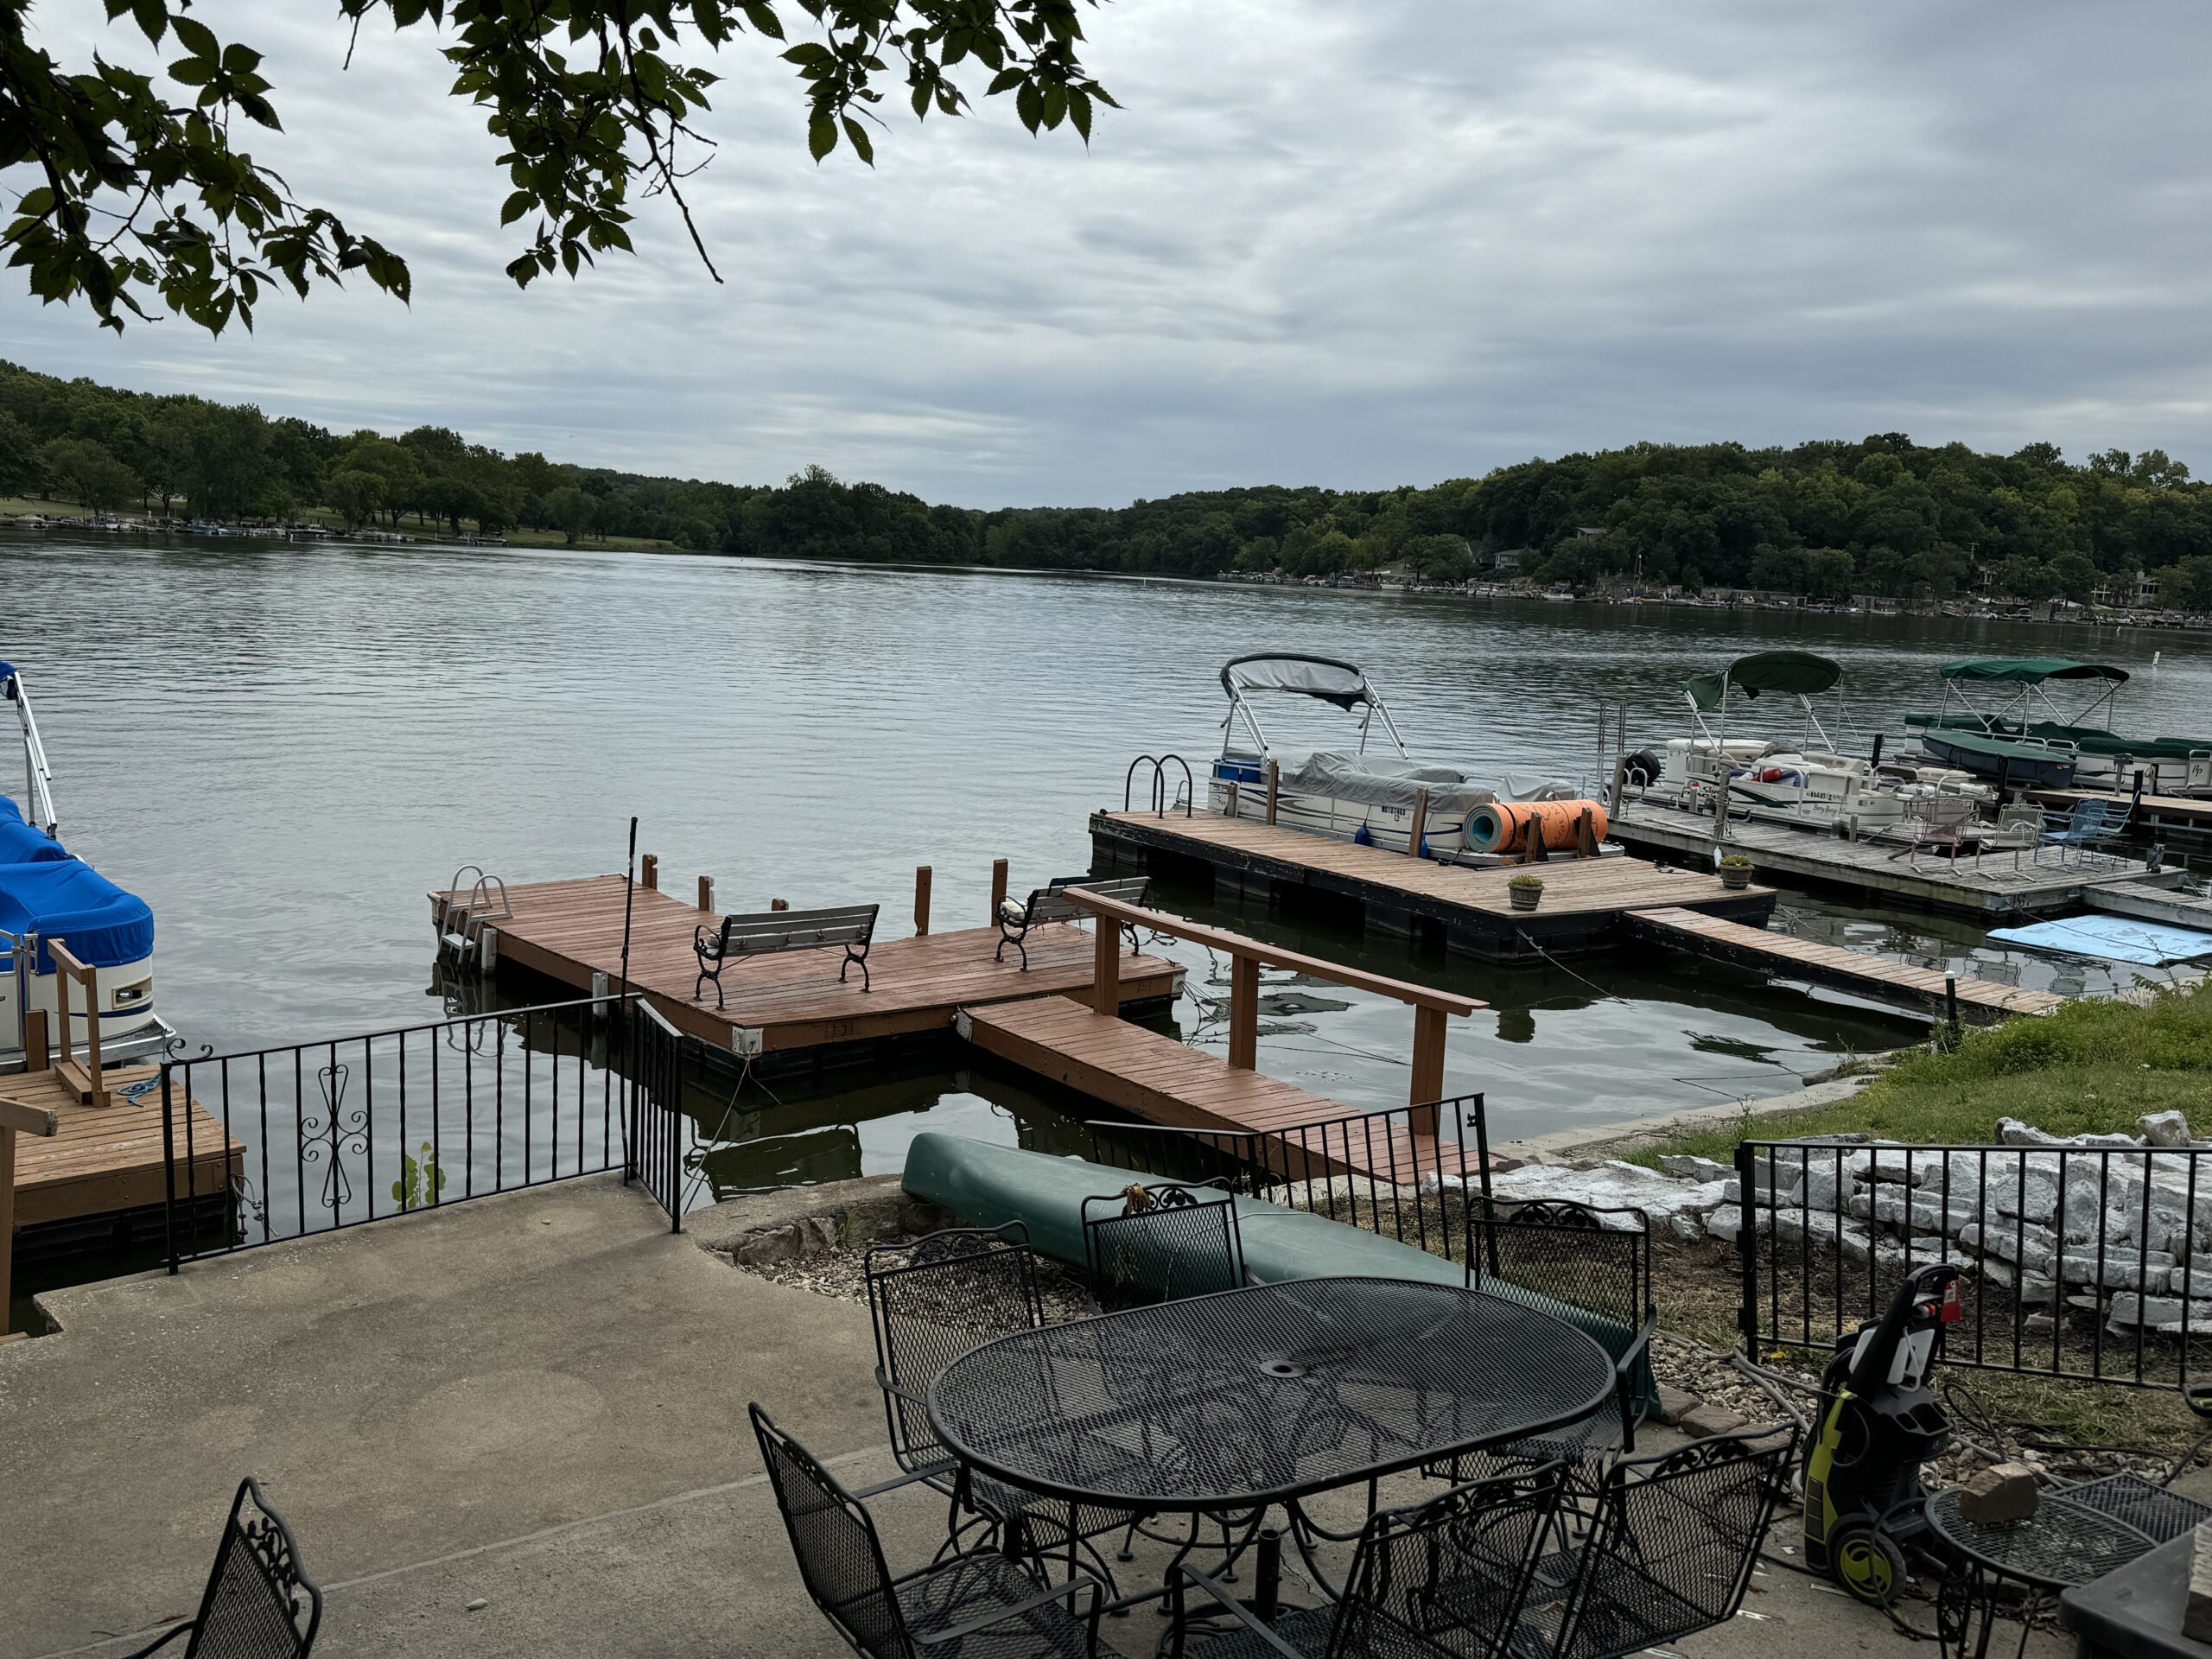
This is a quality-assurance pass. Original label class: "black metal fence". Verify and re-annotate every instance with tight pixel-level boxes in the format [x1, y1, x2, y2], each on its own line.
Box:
[1736, 1138, 2212, 1392]
[1084, 1095, 1493, 1268]
[158, 991, 702, 1267]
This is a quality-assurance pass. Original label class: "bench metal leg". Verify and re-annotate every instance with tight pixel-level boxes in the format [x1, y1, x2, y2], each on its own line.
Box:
[841, 944, 872, 992]
[696, 965, 726, 1010]
[995, 927, 1029, 969]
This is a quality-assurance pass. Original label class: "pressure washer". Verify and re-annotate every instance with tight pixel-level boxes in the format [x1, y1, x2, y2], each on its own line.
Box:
[1802, 1260, 1967, 1605]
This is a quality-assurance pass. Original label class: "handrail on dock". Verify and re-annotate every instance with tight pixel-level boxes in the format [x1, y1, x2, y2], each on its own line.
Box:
[1061, 887, 1483, 1116]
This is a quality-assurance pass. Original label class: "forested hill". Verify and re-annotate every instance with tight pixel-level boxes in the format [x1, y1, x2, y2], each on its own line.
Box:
[7, 357, 2212, 605]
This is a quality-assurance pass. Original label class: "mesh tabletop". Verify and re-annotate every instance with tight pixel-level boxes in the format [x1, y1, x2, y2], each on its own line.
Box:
[926, 1276, 1617, 1512]
[1924, 1489, 2158, 1589]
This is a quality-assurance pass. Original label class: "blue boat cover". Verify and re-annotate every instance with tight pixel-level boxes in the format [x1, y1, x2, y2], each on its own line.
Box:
[0, 795, 69, 864]
[0, 810, 155, 970]
[1988, 915, 2212, 967]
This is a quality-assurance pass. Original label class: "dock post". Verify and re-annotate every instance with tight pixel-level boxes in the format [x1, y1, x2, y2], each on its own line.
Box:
[1228, 956, 1259, 1070]
[24, 1008, 48, 1071]
[1092, 914, 1122, 1016]
[696, 874, 714, 912]
[989, 859, 1008, 925]
[914, 866, 932, 937]
[1410, 1007, 1446, 1133]
[1945, 976, 1961, 1040]
[1408, 788, 1428, 860]
[1608, 756, 1627, 818]
[1265, 762, 1280, 826]
[641, 854, 658, 892]
[1225, 781, 1239, 820]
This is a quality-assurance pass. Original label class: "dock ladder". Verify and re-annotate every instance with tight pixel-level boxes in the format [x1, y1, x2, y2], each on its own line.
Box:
[437, 866, 513, 969]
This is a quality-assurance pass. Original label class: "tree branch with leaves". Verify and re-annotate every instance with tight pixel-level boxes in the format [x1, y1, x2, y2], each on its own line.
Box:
[0, 0, 1115, 334]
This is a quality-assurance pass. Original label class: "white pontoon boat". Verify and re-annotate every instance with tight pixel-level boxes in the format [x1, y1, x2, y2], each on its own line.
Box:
[1, 661, 172, 1071]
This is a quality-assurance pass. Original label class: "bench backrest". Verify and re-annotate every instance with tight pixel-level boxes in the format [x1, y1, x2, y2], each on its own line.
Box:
[1026, 875, 1149, 925]
[716, 904, 878, 954]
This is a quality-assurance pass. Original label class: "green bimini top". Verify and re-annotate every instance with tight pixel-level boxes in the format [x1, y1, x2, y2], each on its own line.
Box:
[1686, 650, 1844, 712]
[1938, 658, 2130, 685]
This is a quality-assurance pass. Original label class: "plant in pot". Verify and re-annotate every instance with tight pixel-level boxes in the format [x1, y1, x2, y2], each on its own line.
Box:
[1509, 874, 1544, 912]
[1718, 854, 1753, 891]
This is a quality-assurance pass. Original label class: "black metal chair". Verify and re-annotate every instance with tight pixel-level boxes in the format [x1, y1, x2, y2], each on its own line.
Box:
[123, 1477, 321, 1658]
[865, 1228, 1136, 1576]
[1520, 1426, 1799, 1659]
[751, 1402, 1122, 1659]
[1080, 1183, 1246, 1313]
[1172, 1462, 1571, 1658]
[1438, 1201, 1656, 1493]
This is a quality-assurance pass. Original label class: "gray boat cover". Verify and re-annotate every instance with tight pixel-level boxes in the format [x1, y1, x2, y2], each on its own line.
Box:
[1272, 750, 1497, 814]
[1225, 656, 1373, 706]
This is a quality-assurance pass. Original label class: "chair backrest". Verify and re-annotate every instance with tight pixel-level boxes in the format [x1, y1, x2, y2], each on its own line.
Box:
[1328, 1461, 1569, 1659]
[2065, 798, 2110, 837]
[864, 1227, 1042, 1471]
[1468, 1198, 1649, 1336]
[1928, 794, 1978, 830]
[1552, 1426, 1798, 1659]
[749, 1403, 912, 1659]
[181, 1478, 321, 1659]
[1081, 1182, 1244, 1309]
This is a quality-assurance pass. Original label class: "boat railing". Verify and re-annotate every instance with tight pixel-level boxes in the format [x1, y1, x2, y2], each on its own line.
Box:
[1122, 753, 1193, 817]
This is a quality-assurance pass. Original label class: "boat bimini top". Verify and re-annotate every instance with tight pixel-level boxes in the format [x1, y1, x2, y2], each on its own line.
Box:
[1922, 658, 2129, 734]
[1219, 653, 1409, 758]
[1682, 650, 1854, 752]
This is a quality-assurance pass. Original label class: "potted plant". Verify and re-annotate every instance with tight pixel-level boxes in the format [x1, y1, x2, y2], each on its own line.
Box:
[1718, 853, 1753, 891]
[1509, 874, 1544, 912]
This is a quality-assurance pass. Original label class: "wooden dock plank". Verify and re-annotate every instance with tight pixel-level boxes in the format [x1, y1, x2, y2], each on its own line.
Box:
[1623, 906, 2063, 1021]
[961, 996, 1478, 1184]
[4, 1066, 239, 1230]
[432, 876, 1183, 1054]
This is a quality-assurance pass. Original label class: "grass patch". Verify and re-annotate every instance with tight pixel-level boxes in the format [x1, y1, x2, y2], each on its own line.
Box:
[1635, 981, 2212, 1165]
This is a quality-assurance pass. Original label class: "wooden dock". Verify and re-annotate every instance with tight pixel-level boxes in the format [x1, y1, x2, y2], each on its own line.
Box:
[2031, 787, 2212, 845]
[960, 996, 1480, 1182]
[430, 874, 1183, 1060]
[1620, 907, 2064, 1022]
[3, 1064, 239, 1239]
[1090, 810, 1775, 960]
[1610, 802, 2183, 917]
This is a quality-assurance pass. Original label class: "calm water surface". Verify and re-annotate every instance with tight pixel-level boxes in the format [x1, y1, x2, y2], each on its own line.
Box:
[8, 537, 2210, 1192]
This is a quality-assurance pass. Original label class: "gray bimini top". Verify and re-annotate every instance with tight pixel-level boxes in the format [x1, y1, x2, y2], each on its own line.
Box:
[1221, 654, 1375, 711]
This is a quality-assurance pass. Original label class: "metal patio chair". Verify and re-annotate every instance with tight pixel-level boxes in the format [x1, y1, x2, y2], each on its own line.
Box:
[1891, 793, 1980, 873]
[2033, 797, 2127, 867]
[1521, 1425, 1798, 1659]
[750, 1402, 1122, 1659]
[865, 1228, 1137, 1577]
[122, 1477, 321, 1658]
[1436, 1200, 1656, 1500]
[1081, 1182, 1246, 1313]
[1172, 1462, 1570, 1658]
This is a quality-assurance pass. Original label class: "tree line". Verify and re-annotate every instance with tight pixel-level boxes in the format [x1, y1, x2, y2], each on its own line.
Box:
[6, 359, 2212, 607]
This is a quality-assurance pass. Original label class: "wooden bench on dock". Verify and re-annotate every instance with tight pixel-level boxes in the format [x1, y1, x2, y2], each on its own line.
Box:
[997, 875, 1151, 970]
[695, 903, 880, 1007]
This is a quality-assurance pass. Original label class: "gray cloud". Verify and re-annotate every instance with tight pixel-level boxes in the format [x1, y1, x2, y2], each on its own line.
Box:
[3, 1, 2209, 505]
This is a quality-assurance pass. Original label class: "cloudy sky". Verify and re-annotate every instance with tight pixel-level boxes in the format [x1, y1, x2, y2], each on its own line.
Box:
[7, 3, 2210, 505]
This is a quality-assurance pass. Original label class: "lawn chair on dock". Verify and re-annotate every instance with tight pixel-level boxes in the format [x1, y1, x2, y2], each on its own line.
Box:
[996, 875, 1150, 970]
[1889, 794, 1980, 873]
[2033, 797, 2129, 867]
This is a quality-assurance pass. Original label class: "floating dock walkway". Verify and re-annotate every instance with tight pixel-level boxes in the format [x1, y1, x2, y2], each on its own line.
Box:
[1088, 810, 1774, 960]
[429, 874, 1183, 1063]
[1609, 802, 2183, 917]
[1619, 907, 2064, 1023]
[3, 1061, 238, 1253]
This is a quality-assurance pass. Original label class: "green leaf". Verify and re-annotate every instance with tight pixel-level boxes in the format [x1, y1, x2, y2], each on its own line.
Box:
[499, 190, 533, 226]
[782, 41, 834, 66]
[742, 1, 785, 37]
[842, 115, 873, 164]
[1015, 79, 1041, 134]
[1068, 86, 1092, 141]
[985, 67, 1023, 96]
[167, 56, 214, 87]
[169, 13, 218, 58]
[808, 108, 836, 160]
[130, 0, 168, 45]
[910, 80, 930, 119]
[1040, 83, 1065, 130]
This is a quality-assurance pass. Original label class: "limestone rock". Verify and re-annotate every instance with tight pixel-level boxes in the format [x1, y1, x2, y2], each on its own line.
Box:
[2184, 1522, 2212, 1643]
[1958, 1462, 2040, 1525]
[1658, 1154, 1732, 1182]
[2143, 1110, 2195, 1149]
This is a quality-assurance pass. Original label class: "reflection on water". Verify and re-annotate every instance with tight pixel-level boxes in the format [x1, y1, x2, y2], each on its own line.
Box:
[6, 535, 2209, 1198]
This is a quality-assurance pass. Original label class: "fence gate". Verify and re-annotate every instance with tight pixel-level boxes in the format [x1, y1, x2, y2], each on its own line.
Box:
[623, 1001, 695, 1230]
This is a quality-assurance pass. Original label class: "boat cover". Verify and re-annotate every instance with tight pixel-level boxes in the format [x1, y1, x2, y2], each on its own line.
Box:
[1685, 650, 1843, 711]
[1271, 750, 1495, 814]
[1, 795, 68, 864]
[1222, 655, 1373, 709]
[0, 849, 155, 970]
[1988, 916, 2212, 967]
[1939, 658, 2129, 685]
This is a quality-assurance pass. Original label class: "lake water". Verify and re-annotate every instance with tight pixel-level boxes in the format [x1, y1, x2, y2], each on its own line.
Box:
[6, 535, 2209, 1206]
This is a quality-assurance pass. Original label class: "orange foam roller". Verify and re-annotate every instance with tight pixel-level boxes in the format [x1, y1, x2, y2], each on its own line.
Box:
[1461, 798, 1609, 855]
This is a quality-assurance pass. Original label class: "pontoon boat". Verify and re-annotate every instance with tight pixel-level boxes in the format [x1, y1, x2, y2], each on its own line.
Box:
[1905, 658, 2212, 797]
[1, 662, 170, 1071]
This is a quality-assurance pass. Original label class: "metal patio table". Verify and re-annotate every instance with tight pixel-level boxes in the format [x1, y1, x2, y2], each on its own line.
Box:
[1927, 1486, 2176, 1659]
[926, 1274, 1618, 1615]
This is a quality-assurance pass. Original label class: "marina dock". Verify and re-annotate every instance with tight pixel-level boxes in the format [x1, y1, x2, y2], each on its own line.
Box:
[1088, 810, 1775, 959]
[3, 1063, 238, 1250]
[1620, 907, 2065, 1022]
[2031, 786, 2212, 849]
[429, 874, 1184, 1062]
[1609, 801, 2183, 916]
